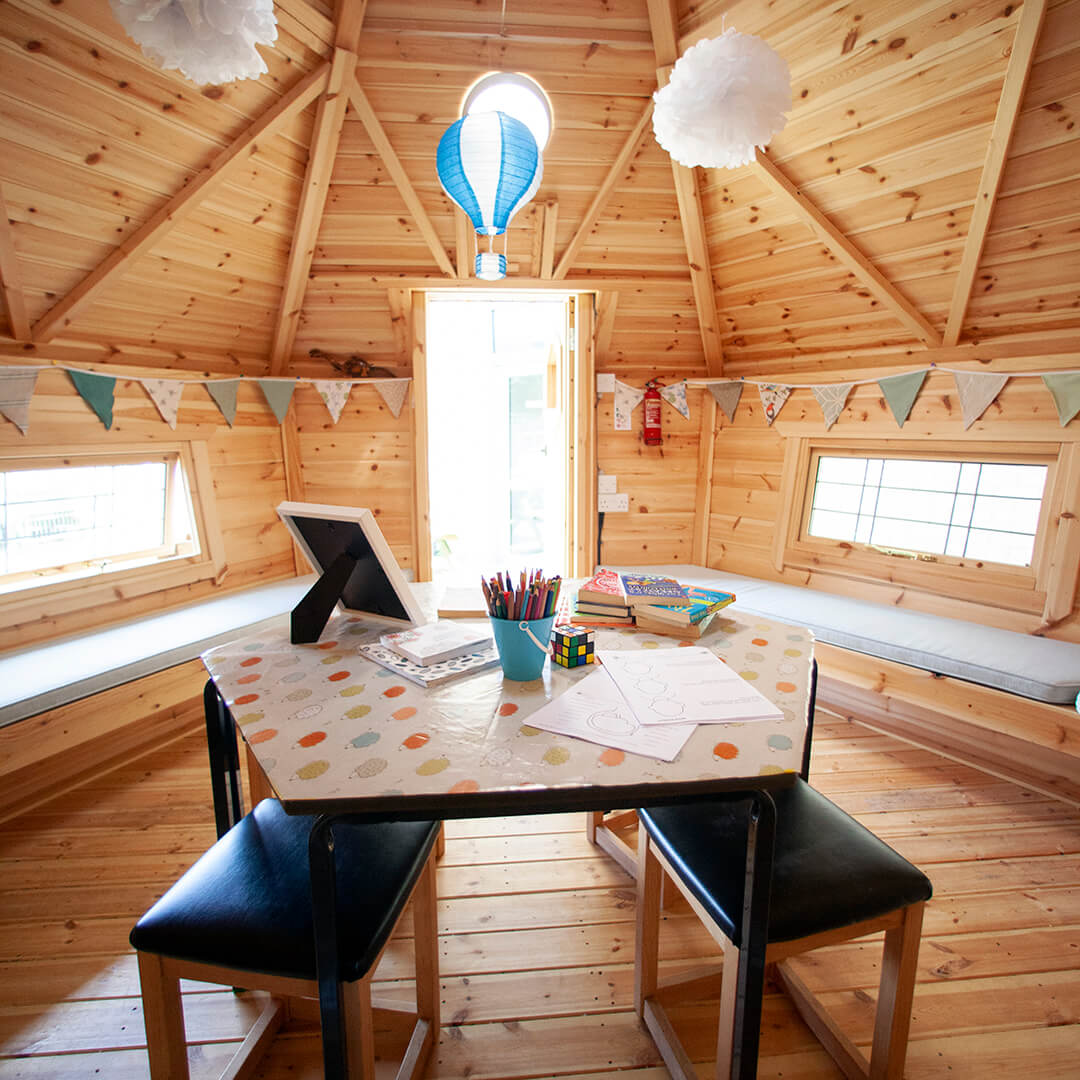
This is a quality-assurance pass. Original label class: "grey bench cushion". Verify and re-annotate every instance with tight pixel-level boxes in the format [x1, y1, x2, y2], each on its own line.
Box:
[616, 565, 1080, 706]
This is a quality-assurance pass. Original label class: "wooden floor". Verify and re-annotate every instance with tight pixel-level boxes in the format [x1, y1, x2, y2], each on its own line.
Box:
[0, 712, 1078, 1078]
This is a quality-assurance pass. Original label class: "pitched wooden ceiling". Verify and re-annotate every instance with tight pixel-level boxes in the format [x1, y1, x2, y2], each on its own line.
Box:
[0, 0, 1076, 379]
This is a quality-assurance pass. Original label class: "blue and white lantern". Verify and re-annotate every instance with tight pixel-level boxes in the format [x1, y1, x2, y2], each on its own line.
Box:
[437, 110, 542, 278]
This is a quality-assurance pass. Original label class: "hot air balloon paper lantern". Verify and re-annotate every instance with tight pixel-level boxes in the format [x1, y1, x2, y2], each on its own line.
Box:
[437, 110, 542, 280]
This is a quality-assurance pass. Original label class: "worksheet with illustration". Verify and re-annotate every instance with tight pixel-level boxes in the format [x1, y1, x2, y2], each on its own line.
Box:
[524, 667, 696, 761]
[596, 646, 783, 725]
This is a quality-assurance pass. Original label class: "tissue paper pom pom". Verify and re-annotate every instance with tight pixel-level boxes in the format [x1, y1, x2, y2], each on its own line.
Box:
[652, 29, 791, 169]
[109, 0, 277, 86]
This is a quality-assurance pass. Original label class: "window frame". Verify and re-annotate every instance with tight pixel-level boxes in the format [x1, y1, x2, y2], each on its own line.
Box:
[0, 441, 226, 623]
[776, 436, 1077, 618]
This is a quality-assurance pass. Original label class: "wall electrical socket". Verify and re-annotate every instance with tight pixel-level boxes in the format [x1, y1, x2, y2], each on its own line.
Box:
[596, 373, 615, 393]
[597, 474, 617, 494]
[598, 492, 629, 512]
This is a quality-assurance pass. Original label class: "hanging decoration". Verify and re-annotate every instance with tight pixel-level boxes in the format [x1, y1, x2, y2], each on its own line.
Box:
[878, 370, 927, 428]
[757, 383, 792, 425]
[1042, 373, 1080, 427]
[372, 379, 410, 419]
[707, 381, 743, 422]
[68, 370, 116, 430]
[108, 0, 277, 86]
[206, 379, 240, 427]
[257, 379, 295, 424]
[659, 380, 690, 419]
[613, 380, 644, 430]
[314, 379, 352, 424]
[0, 366, 40, 434]
[954, 372, 1009, 430]
[436, 111, 542, 280]
[140, 377, 184, 429]
[652, 29, 791, 169]
[812, 383, 853, 430]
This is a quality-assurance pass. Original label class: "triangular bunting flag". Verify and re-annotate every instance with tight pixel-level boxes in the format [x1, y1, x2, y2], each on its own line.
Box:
[0, 365, 40, 434]
[812, 383, 853, 430]
[68, 369, 116, 430]
[707, 381, 743, 422]
[954, 371, 1008, 429]
[878, 370, 927, 427]
[206, 379, 240, 427]
[614, 379, 644, 430]
[659, 380, 689, 419]
[373, 379, 409, 419]
[258, 379, 295, 424]
[1042, 373, 1080, 427]
[141, 377, 184, 429]
[314, 379, 352, 423]
[757, 383, 792, 425]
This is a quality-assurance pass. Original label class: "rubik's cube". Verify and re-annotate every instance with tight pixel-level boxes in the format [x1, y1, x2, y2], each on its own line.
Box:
[551, 625, 595, 668]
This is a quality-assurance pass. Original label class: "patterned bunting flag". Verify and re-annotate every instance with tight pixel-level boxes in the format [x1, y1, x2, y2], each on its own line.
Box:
[812, 383, 853, 430]
[258, 379, 295, 424]
[878, 370, 927, 427]
[659, 380, 690, 419]
[140, 378, 184, 429]
[757, 383, 792, 425]
[953, 371, 1008, 429]
[707, 381, 743, 421]
[205, 379, 240, 427]
[373, 378, 409, 418]
[613, 379, 644, 430]
[313, 379, 352, 423]
[68, 369, 116, 430]
[1042, 372, 1080, 427]
[0, 365, 40, 434]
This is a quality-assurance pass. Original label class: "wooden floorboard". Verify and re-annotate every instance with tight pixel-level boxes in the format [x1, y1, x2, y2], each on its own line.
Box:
[0, 714, 1078, 1078]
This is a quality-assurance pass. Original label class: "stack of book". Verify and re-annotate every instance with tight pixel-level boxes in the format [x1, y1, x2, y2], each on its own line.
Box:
[571, 568, 633, 625]
[633, 584, 736, 639]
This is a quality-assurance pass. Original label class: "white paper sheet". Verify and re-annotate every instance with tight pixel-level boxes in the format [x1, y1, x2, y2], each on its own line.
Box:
[596, 646, 783, 725]
[523, 667, 696, 761]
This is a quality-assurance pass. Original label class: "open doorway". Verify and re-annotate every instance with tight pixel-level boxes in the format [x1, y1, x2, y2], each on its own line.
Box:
[425, 295, 569, 586]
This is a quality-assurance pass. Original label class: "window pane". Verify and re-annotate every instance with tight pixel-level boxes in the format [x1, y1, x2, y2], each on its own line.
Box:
[880, 459, 959, 492]
[870, 518, 949, 552]
[811, 480, 863, 514]
[964, 529, 1036, 566]
[808, 508, 856, 541]
[876, 486, 955, 524]
[976, 463, 1047, 499]
[815, 457, 868, 484]
[970, 494, 1042, 534]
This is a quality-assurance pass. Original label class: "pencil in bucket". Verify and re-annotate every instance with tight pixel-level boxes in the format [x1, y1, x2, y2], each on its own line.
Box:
[482, 570, 561, 681]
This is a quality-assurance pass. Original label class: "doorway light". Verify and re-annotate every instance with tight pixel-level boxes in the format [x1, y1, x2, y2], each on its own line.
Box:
[463, 72, 553, 151]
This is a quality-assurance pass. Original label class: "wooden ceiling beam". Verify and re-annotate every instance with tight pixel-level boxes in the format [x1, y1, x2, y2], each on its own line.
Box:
[346, 76, 455, 280]
[541, 200, 559, 279]
[269, 49, 355, 375]
[334, 0, 368, 51]
[752, 151, 942, 347]
[553, 102, 654, 281]
[943, 0, 1047, 347]
[30, 63, 330, 345]
[0, 188, 30, 341]
[358, 275, 691, 291]
[646, 0, 724, 376]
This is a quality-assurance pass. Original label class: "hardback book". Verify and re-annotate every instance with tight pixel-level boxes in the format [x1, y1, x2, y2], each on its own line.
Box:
[574, 597, 632, 617]
[380, 620, 492, 666]
[358, 640, 499, 687]
[576, 568, 627, 606]
[636, 587, 736, 627]
[570, 608, 635, 626]
[619, 572, 689, 608]
[436, 586, 488, 619]
[634, 609, 719, 640]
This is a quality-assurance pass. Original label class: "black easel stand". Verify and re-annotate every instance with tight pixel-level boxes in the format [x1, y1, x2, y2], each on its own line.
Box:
[290, 551, 357, 643]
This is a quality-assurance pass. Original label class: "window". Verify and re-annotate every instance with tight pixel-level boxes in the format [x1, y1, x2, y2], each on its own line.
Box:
[777, 437, 1078, 619]
[0, 443, 225, 617]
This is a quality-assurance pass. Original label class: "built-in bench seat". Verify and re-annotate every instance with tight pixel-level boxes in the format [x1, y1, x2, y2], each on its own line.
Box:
[614, 564, 1080, 803]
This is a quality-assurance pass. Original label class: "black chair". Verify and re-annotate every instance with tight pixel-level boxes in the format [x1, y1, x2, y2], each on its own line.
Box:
[634, 781, 932, 1079]
[130, 798, 440, 1079]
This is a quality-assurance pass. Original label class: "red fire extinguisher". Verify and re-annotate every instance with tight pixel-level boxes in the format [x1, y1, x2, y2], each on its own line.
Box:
[642, 379, 663, 446]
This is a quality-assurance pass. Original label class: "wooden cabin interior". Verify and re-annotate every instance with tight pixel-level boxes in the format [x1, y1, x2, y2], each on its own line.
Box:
[1, 0, 1078, 1076]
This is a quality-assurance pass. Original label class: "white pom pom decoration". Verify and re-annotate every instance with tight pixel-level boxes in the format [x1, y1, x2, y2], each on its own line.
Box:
[652, 29, 791, 169]
[109, 0, 277, 86]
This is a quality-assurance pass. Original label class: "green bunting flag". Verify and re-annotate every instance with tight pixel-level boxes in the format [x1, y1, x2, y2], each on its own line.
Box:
[68, 369, 116, 429]
[258, 379, 295, 424]
[205, 379, 240, 427]
[878, 370, 927, 427]
[1042, 372, 1080, 427]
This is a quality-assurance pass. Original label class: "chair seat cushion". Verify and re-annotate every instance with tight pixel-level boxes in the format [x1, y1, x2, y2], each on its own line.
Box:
[640, 781, 932, 944]
[130, 799, 438, 982]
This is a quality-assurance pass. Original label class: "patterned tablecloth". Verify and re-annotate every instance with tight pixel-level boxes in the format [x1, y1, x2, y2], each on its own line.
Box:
[202, 592, 814, 815]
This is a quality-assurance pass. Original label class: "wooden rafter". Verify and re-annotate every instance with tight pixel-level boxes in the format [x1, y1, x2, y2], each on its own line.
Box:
[553, 103, 654, 281]
[269, 48, 355, 374]
[752, 151, 942, 347]
[30, 64, 330, 345]
[334, 0, 369, 51]
[346, 77, 455, 279]
[943, 0, 1047, 347]
[454, 210, 472, 279]
[0, 187, 30, 341]
[540, 201, 559, 279]
[646, 0, 724, 376]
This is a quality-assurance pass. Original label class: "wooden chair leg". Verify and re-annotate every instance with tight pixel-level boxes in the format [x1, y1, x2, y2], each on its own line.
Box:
[585, 810, 603, 845]
[869, 902, 925, 1080]
[714, 941, 741, 1080]
[634, 829, 662, 1015]
[137, 952, 190, 1080]
[413, 852, 441, 1032]
[342, 977, 376, 1080]
[435, 821, 446, 858]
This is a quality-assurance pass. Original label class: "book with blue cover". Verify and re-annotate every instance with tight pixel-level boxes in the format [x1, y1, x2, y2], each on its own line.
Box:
[619, 572, 689, 608]
[637, 586, 736, 626]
